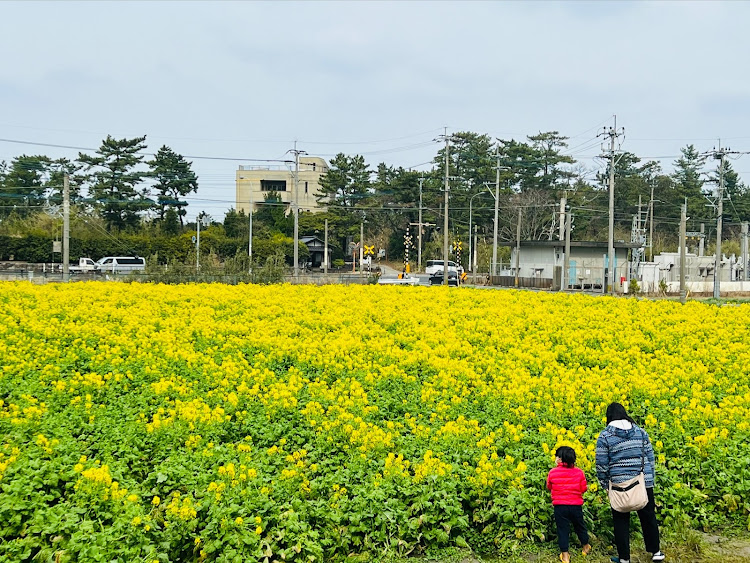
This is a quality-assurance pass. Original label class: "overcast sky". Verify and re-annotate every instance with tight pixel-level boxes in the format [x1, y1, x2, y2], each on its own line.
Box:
[2, 1, 749, 221]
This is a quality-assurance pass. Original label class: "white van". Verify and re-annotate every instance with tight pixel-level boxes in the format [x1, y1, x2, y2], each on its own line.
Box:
[95, 256, 146, 274]
[424, 260, 461, 276]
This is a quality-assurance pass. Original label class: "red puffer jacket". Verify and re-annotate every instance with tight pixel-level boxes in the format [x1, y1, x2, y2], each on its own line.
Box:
[546, 464, 587, 506]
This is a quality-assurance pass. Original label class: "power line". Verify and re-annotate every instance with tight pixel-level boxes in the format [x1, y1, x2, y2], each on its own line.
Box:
[0, 137, 294, 163]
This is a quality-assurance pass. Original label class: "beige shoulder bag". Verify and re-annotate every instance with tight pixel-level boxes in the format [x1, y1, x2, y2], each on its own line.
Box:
[607, 434, 648, 513]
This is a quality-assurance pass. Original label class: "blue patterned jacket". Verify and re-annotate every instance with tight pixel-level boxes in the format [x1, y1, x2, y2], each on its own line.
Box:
[595, 423, 655, 488]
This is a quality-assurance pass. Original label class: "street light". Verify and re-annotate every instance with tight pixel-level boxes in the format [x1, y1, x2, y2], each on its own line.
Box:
[195, 214, 208, 273]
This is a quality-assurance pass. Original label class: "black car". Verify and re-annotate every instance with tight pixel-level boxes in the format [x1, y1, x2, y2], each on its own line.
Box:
[429, 270, 459, 286]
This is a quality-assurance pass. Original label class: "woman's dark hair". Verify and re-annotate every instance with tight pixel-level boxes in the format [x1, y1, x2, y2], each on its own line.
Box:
[606, 402, 636, 424]
[555, 446, 577, 468]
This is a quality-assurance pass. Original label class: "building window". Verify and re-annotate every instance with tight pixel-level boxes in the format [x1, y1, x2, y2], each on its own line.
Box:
[305, 181, 308, 194]
[261, 180, 287, 192]
[311, 163, 316, 171]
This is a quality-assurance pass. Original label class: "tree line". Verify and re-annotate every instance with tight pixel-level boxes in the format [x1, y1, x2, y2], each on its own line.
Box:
[1, 131, 748, 268]
[0, 136, 198, 232]
[315, 132, 749, 261]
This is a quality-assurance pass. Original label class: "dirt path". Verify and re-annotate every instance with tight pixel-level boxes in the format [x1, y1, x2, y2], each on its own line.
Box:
[700, 533, 750, 560]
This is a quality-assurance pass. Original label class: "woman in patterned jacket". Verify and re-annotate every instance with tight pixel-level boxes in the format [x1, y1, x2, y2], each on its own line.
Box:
[595, 402, 665, 563]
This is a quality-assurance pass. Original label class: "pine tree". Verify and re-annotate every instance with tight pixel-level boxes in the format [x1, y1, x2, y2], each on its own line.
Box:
[146, 145, 199, 227]
[710, 159, 750, 224]
[527, 131, 575, 191]
[316, 153, 371, 210]
[0, 155, 48, 217]
[78, 135, 148, 230]
[672, 144, 708, 224]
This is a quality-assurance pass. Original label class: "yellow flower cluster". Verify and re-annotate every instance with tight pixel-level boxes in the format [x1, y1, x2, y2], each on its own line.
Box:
[2, 281, 750, 553]
[35, 434, 59, 455]
[468, 452, 526, 493]
[412, 450, 452, 483]
[165, 492, 197, 521]
[74, 459, 129, 501]
[0, 444, 20, 477]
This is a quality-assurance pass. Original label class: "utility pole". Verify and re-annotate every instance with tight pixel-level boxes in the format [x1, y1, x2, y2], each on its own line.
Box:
[515, 207, 521, 288]
[360, 221, 364, 274]
[558, 195, 566, 288]
[468, 191, 484, 273]
[196, 216, 201, 273]
[492, 146, 501, 278]
[714, 147, 725, 299]
[648, 180, 655, 261]
[324, 218, 329, 275]
[607, 121, 617, 294]
[248, 188, 253, 274]
[418, 176, 423, 272]
[293, 145, 300, 279]
[599, 117, 625, 295]
[558, 196, 566, 241]
[62, 173, 70, 283]
[680, 202, 687, 304]
[700, 144, 750, 296]
[564, 207, 571, 291]
[289, 142, 307, 279]
[443, 130, 450, 286]
[742, 222, 748, 282]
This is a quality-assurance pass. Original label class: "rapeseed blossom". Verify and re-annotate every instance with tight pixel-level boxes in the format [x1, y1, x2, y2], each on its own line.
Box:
[1, 282, 748, 560]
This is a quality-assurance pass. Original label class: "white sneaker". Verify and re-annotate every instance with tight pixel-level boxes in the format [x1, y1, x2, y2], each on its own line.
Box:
[652, 551, 666, 562]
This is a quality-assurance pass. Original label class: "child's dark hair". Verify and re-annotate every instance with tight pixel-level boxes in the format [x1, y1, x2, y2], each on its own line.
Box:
[555, 446, 577, 468]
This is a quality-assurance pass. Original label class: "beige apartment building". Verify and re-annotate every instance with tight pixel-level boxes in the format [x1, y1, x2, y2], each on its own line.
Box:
[235, 156, 329, 214]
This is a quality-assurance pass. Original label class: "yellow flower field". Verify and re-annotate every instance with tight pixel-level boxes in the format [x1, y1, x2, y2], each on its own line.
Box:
[0, 282, 748, 562]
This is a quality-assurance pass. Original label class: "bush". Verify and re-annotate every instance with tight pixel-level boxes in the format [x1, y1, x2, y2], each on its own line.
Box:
[629, 278, 641, 294]
[659, 278, 668, 295]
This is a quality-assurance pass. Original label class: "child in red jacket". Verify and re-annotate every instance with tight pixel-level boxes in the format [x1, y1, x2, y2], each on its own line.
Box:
[546, 446, 592, 562]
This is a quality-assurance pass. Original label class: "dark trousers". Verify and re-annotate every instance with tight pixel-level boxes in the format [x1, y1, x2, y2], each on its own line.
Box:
[612, 487, 660, 560]
[553, 504, 589, 552]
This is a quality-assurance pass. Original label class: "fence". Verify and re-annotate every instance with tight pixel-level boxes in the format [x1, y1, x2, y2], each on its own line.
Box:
[0, 270, 373, 286]
[488, 275, 554, 290]
[485, 265, 609, 292]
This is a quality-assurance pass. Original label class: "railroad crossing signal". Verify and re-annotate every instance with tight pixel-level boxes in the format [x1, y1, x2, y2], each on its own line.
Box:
[364, 245, 375, 256]
[404, 226, 414, 272]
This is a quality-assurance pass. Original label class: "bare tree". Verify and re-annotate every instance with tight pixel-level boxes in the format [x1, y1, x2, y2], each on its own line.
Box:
[498, 190, 556, 241]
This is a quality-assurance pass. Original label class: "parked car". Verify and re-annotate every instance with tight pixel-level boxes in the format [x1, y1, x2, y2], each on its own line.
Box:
[378, 274, 420, 286]
[95, 256, 146, 274]
[425, 260, 462, 276]
[429, 270, 459, 286]
[68, 257, 97, 273]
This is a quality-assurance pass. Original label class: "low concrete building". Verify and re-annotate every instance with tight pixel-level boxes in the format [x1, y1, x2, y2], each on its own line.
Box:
[236, 156, 329, 215]
[500, 240, 636, 291]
